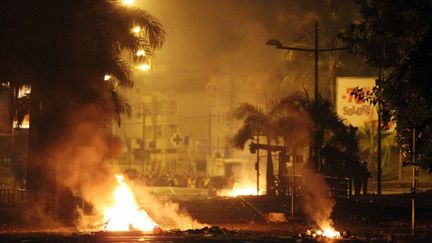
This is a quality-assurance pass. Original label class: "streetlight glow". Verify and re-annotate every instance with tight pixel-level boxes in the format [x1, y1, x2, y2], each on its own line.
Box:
[137, 63, 151, 71]
[104, 74, 112, 81]
[132, 26, 141, 34]
[136, 49, 146, 57]
[123, 0, 135, 6]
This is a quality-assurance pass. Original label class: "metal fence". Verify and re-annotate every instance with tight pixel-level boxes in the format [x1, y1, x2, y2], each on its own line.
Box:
[277, 175, 352, 198]
[0, 188, 55, 222]
[325, 176, 352, 198]
[0, 188, 27, 211]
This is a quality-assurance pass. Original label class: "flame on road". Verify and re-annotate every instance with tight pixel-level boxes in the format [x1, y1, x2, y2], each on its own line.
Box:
[317, 227, 341, 238]
[307, 226, 341, 239]
[103, 175, 158, 232]
[317, 219, 340, 239]
[220, 183, 260, 197]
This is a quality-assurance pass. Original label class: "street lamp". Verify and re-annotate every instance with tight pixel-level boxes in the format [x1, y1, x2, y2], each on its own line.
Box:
[136, 49, 146, 57]
[137, 63, 151, 71]
[266, 21, 349, 101]
[267, 21, 349, 171]
[123, 0, 135, 6]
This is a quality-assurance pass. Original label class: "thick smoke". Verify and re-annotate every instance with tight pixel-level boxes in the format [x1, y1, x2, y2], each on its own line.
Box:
[45, 104, 120, 222]
[32, 100, 200, 229]
[133, 184, 205, 230]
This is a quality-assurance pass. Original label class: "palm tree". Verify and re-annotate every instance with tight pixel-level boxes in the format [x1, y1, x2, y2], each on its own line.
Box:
[274, 93, 312, 151]
[233, 103, 277, 195]
[276, 92, 359, 173]
[233, 93, 359, 195]
[232, 94, 313, 195]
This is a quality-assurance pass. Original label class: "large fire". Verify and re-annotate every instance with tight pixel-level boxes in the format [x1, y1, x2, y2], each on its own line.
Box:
[103, 175, 158, 232]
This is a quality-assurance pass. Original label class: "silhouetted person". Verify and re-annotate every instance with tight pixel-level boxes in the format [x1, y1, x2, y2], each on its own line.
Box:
[352, 161, 362, 196]
[360, 160, 371, 195]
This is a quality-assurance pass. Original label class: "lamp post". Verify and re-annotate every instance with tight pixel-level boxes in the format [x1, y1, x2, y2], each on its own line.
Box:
[266, 21, 349, 170]
[404, 117, 432, 235]
[402, 128, 419, 236]
[411, 128, 417, 235]
[266, 21, 348, 101]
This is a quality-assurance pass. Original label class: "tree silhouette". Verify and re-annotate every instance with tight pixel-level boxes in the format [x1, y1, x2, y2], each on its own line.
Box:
[340, 0, 432, 170]
[233, 103, 277, 195]
[0, 0, 165, 221]
[233, 92, 357, 194]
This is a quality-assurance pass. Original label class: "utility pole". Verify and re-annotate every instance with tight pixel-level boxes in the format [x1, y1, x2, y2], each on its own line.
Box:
[376, 68, 383, 195]
[411, 128, 417, 235]
[377, 95, 382, 195]
[314, 21, 319, 101]
[291, 154, 296, 216]
[142, 104, 147, 176]
[266, 20, 349, 169]
[402, 128, 418, 235]
[403, 117, 432, 235]
[256, 135, 260, 195]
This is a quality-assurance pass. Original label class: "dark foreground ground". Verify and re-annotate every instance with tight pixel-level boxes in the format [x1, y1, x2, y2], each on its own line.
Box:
[1, 191, 432, 242]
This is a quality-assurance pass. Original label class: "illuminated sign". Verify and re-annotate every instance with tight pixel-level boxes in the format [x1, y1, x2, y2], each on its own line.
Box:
[336, 77, 377, 127]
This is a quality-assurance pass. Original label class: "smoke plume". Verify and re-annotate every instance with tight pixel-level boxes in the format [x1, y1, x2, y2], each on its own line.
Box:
[298, 163, 335, 230]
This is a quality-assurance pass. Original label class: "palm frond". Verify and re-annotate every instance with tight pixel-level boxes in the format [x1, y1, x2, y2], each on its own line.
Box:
[104, 58, 133, 88]
[232, 124, 254, 150]
[130, 9, 165, 49]
[233, 103, 270, 129]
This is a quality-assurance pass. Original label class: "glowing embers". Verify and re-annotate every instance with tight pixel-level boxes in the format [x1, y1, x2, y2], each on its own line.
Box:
[104, 175, 158, 232]
[318, 226, 341, 238]
[306, 226, 341, 239]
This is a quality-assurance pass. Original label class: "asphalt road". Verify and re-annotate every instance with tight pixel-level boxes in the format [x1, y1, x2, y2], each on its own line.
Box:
[2, 191, 432, 242]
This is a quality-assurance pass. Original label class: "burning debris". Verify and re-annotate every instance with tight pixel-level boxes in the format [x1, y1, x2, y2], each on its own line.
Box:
[83, 174, 204, 233]
[304, 228, 341, 239]
[102, 175, 158, 232]
[219, 182, 260, 197]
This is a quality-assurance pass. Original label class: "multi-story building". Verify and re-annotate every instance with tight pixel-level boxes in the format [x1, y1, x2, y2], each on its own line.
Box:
[205, 76, 255, 180]
[114, 90, 198, 177]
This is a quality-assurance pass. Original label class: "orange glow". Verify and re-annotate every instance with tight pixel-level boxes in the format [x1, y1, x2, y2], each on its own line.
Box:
[132, 26, 141, 34]
[123, 0, 135, 6]
[104, 74, 111, 81]
[317, 226, 341, 239]
[103, 175, 158, 232]
[137, 63, 151, 71]
[136, 49, 146, 56]
[220, 183, 260, 197]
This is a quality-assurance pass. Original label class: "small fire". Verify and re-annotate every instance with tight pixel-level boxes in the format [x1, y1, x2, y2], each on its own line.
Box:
[317, 227, 341, 238]
[220, 183, 260, 197]
[103, 175, 158, 232]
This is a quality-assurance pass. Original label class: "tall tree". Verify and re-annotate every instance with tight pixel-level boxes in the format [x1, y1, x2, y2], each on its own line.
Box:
[340, 0, 432, 170]
[0, 0, 164, 221]
[233, 93, 358, 193]
[279, 93, 358, 172]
